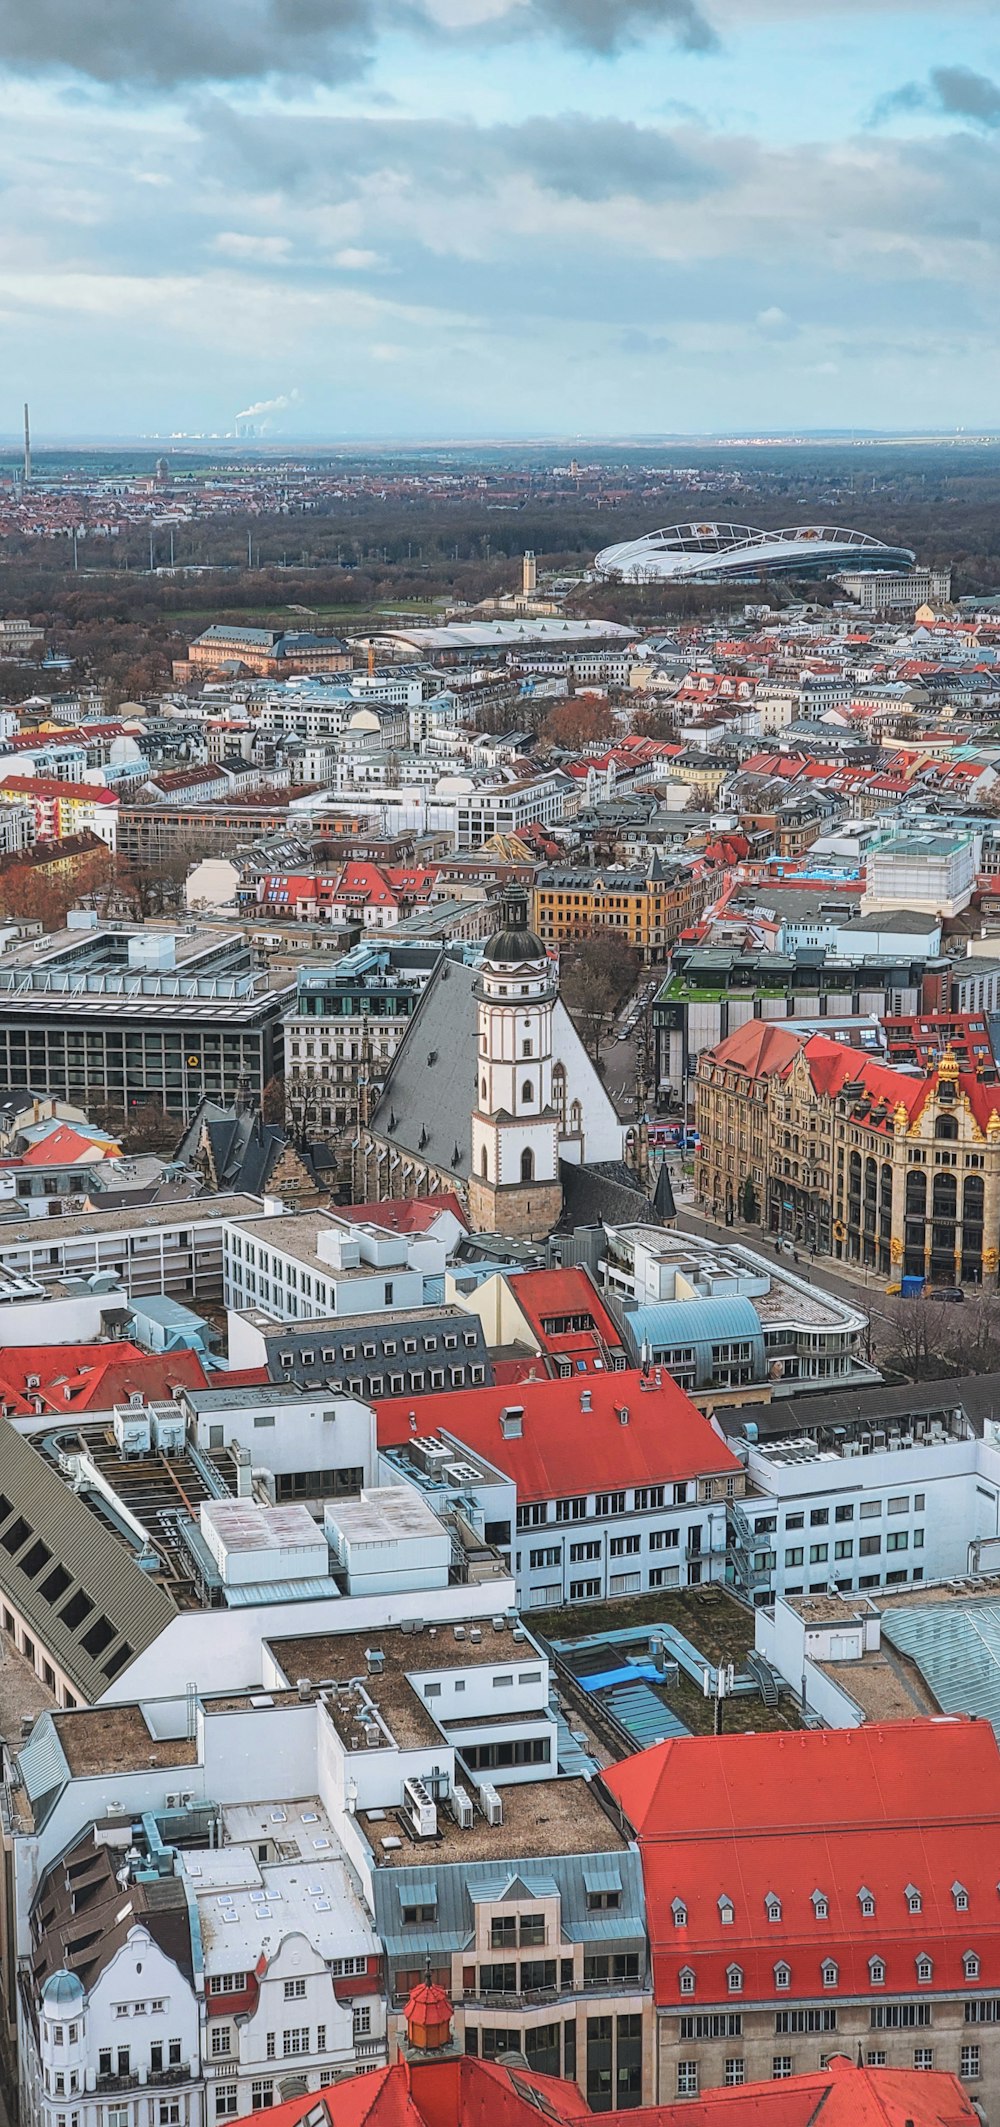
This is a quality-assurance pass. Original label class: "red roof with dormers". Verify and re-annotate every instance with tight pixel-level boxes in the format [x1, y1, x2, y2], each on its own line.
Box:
[802, 1033, 1000, 1138]
[504, 1266, 627, 1361]
[375, 1369, 740, 1502]
[331, 860, 438, 909]
[705, 1023, 1000, 1141]
[0, 1343, 209, 1415]
[226, 2056, 589, 2127]
[602, 1719, 1000, 2012]
[225, 2049, 976, 2126]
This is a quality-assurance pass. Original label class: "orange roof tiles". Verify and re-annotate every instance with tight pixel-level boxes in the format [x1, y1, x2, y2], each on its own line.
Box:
[376, 1369, 740, 1502]
[602, 1718, 1000, 2014]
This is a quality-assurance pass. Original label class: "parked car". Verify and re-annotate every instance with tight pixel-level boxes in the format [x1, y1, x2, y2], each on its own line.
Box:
[930, 1286, 965, 1303]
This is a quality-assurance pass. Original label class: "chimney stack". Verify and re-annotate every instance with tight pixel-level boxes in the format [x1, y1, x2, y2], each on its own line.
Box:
[23, 402, 31, 486]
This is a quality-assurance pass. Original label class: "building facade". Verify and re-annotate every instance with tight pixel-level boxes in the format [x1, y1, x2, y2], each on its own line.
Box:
[695, 1021, 1000, 1282]
[283, 943, 447, 1145]
[603, 1718, 1000, 2113]
[532, 862, 703, 966]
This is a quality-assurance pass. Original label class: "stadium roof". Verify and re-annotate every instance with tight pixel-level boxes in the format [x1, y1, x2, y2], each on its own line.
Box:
[595, 522, 916, 584]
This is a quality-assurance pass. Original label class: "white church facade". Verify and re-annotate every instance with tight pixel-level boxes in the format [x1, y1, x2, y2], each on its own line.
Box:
[355, 889, 633, 1238]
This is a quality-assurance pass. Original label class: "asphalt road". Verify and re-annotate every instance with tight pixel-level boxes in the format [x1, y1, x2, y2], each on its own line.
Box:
[600, 978, 659, 1116]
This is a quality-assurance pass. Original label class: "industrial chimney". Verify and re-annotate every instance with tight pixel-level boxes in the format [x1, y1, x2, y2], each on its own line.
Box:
[22, 403, 31, 485]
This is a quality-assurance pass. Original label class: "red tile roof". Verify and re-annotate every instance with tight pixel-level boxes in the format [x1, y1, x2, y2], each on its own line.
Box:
[602, 1718, 1000, 2009]
[704, 1023, 1000, 1139]
[0, 774, 118, 803]
[376, 1369, 740, 1501]
[0, 1344, 209, 1415]
[227, 2056, 589, 2127]
[652, 2055, 977, 2124]
[18, 1125, 116, 1166]
[506, 1266, 626, 1358]
[228, 2050, 976, 2126]
[700, 1020, 804, 1080]
[340, 1194, 468, 1234]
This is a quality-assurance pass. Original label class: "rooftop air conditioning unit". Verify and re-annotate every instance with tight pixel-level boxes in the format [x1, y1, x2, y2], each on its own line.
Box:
[403, 1775, 438, 1839]
[478, 1780, 503, 1827]
[450, 1785, 474, 1831]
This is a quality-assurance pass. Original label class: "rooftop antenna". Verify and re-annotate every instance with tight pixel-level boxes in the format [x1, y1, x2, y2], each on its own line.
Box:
[23, 402, 31, 485]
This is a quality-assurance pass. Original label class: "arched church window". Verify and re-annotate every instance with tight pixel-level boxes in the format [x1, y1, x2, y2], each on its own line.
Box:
[481, 1079, 487, 1102]
[522, 1081, 534, 1104]
[521, 1147, 534, 1183]
[481, 1146, 488, 1178]
[570, 1099, 582, 1132]
[553, 1062, 567, 1127]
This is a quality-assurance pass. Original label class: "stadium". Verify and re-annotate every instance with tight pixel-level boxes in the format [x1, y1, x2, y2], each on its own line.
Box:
[594, 521, 916, 584]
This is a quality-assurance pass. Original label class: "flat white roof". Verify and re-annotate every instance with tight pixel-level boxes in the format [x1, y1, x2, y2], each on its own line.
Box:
[201, 1500, 324, 1554]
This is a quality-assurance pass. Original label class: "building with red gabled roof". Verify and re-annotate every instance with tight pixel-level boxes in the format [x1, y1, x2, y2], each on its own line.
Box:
[451, 1263, 629, 1377]
[340, 1194, 468, 1242]
[0, 774, 119, 850]
[376, 1368, 744, 1610]
[696, 1015, 1000, 1280]
[0, 1342, 209, 1416]
[224, 2047, 979, 2126]
[601, 1717, 1000, 2107]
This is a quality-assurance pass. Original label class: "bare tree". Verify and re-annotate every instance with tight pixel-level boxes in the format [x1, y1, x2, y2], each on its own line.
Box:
[560, 930, 640, 1059]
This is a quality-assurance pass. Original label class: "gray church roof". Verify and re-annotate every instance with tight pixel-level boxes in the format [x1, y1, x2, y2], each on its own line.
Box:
[368, 955, 478, 1181]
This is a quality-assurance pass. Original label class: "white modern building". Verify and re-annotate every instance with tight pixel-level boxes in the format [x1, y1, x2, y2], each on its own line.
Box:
[222, 1211, 437, 1324]
[862, 830, 977, 917]
[603, 1231, 874, 1399]
[734, 1428, 1000, 1608]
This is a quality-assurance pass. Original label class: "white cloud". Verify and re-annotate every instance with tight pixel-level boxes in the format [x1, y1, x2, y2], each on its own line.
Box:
[212, 230, 292, 260]
[332, 245, 382, 268]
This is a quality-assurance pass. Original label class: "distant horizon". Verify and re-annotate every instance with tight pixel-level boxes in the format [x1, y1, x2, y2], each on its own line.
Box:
[3, 429, 1000, 456]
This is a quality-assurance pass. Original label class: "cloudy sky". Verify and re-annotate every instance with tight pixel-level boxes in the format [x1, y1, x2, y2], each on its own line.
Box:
[4, 0, 1000, 439]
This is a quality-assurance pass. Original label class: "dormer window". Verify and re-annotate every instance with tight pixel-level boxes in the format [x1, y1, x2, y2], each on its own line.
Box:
[718, 1896, 734, 1926]
[964, 1952, 980, 1982]
[679, 1967, 695, 1996]
[811, 1891, 828, 1921]
[869, 1957, 885, 1987]
[765, 1894, 781, 1924]
[858, 1888, 876, 1918]
[916, 1955, 933, 1985]
[821, 1960, 838, 1989]
[774, 1963, 791, 1991]
[726, 1964, 743, 1994]
[954, 1883, 970, 1913]
[671, 1900, 688, 1929]
[905, 1884, 922, 1915]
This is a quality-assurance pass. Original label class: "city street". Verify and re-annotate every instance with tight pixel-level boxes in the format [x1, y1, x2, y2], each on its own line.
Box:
[600, 978, 659, 1117]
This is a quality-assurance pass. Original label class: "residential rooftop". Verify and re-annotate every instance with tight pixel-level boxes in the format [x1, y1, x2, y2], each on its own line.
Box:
[359, 1772, 627, 1865]
[268, 1616, 548, 1752]
[52, 1702, 199, 1778]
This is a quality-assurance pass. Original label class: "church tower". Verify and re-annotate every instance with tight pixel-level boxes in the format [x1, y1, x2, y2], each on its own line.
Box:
[469, 887, 563, 1239]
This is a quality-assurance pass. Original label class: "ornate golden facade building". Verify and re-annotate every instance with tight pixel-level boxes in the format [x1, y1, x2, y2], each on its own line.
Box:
[695, 1019, 1000, 1283]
